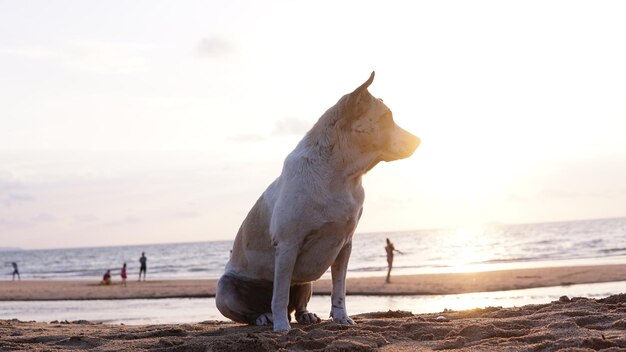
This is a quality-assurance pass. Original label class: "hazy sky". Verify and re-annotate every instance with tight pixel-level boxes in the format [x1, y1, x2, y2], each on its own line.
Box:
[1, 1, 625, 249]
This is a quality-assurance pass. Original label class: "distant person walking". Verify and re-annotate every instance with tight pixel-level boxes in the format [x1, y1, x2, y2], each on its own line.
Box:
[121, 263, 127, 287]
[385, 238, 403, 284]
[11, 262, 20, 281]
[138, 252, 147, 281]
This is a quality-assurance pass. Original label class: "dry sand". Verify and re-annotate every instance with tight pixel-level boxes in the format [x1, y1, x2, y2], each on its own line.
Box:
[2, 294, 626, 351]
[2, 264, 626, 301]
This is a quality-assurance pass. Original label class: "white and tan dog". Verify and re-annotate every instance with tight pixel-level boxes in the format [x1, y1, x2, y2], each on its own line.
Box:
[216, 72, 420, 332]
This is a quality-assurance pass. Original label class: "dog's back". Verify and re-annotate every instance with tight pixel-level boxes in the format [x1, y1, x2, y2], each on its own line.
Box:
[227, 185, 276, 282]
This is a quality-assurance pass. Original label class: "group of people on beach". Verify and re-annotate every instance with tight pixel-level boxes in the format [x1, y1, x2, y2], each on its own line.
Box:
[96, 240, 401, 286]
[100, 252, 148, 286]
[11, 243, 399, 284]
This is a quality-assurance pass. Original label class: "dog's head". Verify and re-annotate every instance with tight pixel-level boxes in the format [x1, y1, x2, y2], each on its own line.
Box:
[304, 72, 420, 175]
[336, 72, 420, 171]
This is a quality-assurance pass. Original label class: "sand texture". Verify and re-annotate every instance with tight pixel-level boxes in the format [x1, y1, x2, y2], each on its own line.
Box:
[2, 294, 626, 351]
[2, 264, 626, 301]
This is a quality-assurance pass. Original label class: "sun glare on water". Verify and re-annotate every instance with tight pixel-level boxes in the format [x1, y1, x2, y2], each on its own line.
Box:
[439, 227, 495, 272]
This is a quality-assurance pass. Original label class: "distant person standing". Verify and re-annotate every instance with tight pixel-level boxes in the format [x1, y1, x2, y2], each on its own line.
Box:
[385, 238, 403, 284]
[138, 252, 147, 281]
[11, 262, 20, 281]
[121, 262, 127, 287]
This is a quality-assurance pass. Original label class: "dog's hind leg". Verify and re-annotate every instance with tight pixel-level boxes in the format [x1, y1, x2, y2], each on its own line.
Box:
[252, 312, 274, 326]
[289, 282, 321, 325]
[216, 273, 273, 325]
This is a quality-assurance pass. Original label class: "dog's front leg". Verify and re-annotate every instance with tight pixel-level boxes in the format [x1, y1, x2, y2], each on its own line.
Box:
[271, 242, 298, 332]
[330, 241, 355, 325]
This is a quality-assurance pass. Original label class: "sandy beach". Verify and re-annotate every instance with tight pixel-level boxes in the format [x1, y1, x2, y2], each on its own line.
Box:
[2, 264, 626, 301]
[2, 293, 626, 351]
[3, 264, 626, 350]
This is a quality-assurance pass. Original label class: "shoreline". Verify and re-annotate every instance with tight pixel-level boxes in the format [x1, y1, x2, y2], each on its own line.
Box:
[2, 294, 626, 351]
[2, 263, 626, 301]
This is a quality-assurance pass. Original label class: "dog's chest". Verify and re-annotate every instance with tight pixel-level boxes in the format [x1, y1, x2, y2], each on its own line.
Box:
[291, 200, 361, 283]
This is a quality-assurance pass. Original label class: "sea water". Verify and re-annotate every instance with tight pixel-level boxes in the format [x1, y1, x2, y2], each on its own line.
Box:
[2, 217, 626, 324]
[2, 217, 626, 280]
[2, 281, 624, 324]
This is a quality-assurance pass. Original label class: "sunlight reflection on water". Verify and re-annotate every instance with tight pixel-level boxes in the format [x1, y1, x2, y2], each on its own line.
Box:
[1, 281, 624, 325]
[3, 218, 626, 280]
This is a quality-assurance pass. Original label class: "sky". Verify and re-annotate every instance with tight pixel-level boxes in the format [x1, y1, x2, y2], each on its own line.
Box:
[1, 1, 625, 249]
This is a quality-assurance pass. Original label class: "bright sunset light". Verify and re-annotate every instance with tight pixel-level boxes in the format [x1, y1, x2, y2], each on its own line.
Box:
[3, 3, 626, 350]
[1, 1, 625, 249]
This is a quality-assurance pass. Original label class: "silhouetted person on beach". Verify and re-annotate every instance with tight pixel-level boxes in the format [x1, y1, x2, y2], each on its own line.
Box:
[138, 252, 147, 281]
[11, 262, 20, 281]
[121, 262, 127, 287]
[385, 238, 403, 283]
[100, 269, 112, 285]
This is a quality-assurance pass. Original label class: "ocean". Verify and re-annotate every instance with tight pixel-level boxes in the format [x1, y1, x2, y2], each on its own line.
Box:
[2, 217, 626, 281]
[2, 217, 626, 324]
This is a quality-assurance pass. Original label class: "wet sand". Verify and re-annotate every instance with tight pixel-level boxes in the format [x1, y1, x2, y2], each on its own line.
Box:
[2, 294, 626, 351]
[2, 264, 626, 300]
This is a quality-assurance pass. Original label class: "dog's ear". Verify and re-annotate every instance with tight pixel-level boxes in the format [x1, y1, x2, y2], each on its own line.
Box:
[352, 71, 375, 96]
[346, 71, 375, 118]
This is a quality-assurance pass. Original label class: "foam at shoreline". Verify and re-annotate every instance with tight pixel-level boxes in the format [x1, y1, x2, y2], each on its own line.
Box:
[2, 264, 626, 301]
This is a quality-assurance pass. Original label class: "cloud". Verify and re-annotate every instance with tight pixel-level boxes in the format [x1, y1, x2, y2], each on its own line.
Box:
[0, 46, 61, 60]
[1, 192, 35, 207]
[539, 189, 582, 199]
[0, 41, 150, 74]
[272, 118, 312, 136]
[228, 134, 266, 143]
[0, 212, 55, 231]
[173, 210, 202, 218]
[503, 193, 528, 203]
[196, 36, 235, 59]
[103, 215, 142, 228]
[33, 213, 55, 223]
[0, 176, 35, 207]
[227, 118, 311, 143]
[73, 213, 99, 223]
[0, 170, 19, 190]
[377, 195, 413, 205]
[65, 41, 151, 74]
[0, 181, 17, 193]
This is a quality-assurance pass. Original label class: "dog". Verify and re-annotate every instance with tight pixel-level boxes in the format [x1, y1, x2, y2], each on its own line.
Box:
[216, 72, 420, 332]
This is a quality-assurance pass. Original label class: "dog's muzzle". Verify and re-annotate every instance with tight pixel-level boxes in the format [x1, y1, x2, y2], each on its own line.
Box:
[389, 127, 420, 160]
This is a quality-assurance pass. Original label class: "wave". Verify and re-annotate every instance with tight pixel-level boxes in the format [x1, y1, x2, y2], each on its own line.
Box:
[4, 217, 626, 280]
[188, 267, 209, 272]
[600, 247, 626, 253]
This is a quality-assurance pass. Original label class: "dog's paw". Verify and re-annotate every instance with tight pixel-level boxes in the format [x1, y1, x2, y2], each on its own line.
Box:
[295, 311, 321, 325]
[330, 310, 356, 325]
[332, 316, 355, 325]
[253, 312, 273, 326]
[272, 319, 291, 332]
